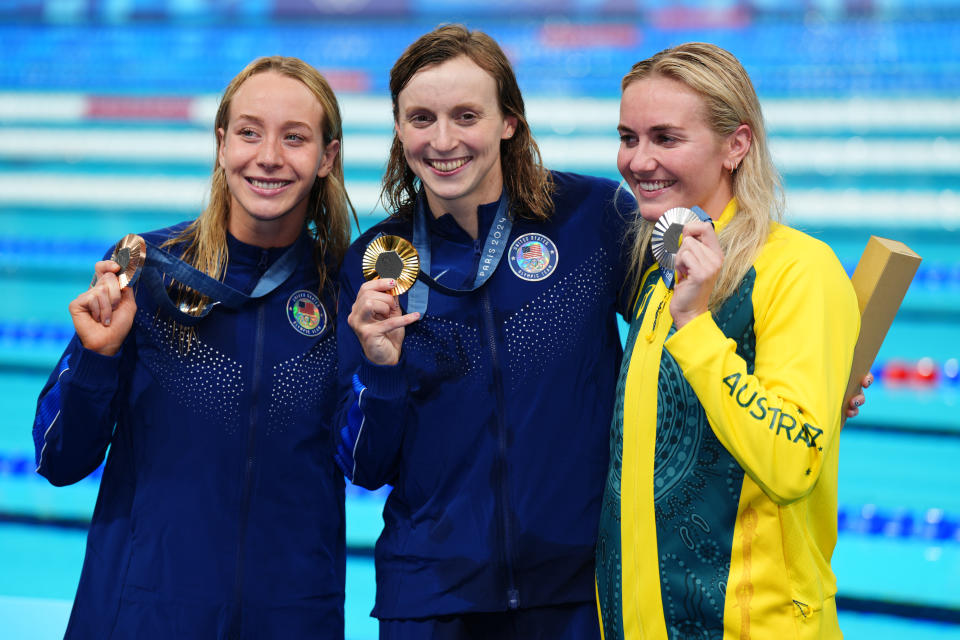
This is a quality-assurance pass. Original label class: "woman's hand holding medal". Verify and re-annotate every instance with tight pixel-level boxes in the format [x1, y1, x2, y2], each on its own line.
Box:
[348, 278, 420, 366]
[670, 220, 724, 329]
[71, 260, 138, 357]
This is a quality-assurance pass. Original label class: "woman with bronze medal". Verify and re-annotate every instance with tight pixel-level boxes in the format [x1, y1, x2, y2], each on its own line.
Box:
[594, 44, 862, 639]
[33, 57, 353, 639]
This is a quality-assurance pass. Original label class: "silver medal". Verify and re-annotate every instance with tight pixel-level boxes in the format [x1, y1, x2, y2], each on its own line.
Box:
[652, 207, 702, 288]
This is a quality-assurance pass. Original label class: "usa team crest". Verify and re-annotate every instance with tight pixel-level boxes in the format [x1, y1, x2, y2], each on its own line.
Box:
[508, 233, 558, 281]
[286, 290, 327, 337]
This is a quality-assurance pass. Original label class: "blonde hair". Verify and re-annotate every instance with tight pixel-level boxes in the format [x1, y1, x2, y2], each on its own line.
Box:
[164, 56, 356, 318]
[622, 42, 783, 309]
[382, 24, 554, 221]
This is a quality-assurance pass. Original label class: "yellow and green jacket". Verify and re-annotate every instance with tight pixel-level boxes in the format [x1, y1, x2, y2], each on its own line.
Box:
[596, 201, 860, 640]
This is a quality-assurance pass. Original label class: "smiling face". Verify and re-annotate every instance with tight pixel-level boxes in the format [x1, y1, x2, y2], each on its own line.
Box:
[218, 70, 340, 246]
[394, 55, 517, 224]
[617, 74, 748, 223]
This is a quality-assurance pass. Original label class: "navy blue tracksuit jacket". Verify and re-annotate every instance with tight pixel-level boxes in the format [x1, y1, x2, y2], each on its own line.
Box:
[34, 224, 345, 639]
[336, 171, 634, 619]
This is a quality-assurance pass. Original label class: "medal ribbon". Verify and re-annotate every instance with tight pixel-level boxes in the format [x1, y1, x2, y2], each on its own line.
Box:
[406, 190, 513, 316]
[139, 234, 307, 326]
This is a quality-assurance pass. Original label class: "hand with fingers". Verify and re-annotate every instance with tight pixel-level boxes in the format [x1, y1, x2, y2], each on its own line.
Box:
[845, 372, 874, 418]
[665, 220, 872, 419]
[70, 260, 138, 357]
[347, 278, 421, 366]
[670, 220, 724, 329]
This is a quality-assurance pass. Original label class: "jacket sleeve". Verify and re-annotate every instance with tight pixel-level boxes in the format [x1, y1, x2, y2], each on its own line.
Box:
[664, 240, 860, 504]
[33, 335, 126, 487]
[333, 270, 411, 490]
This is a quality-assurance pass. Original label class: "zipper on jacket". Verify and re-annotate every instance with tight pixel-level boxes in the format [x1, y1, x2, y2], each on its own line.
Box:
[480, 287, 520, 610]
[231, 293, 267, 635]
[645, 289, 671, 343]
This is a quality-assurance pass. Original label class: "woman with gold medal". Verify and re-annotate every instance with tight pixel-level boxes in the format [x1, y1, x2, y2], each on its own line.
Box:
[335, 25, 636, 639]
[33, 57, 353, 639]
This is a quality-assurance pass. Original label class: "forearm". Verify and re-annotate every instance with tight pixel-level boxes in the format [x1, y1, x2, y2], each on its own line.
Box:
[336, 355, 410, 489]
[34, 338, 122, 486]
[666, 259, 858, 503]
[334, 279, 411, 489]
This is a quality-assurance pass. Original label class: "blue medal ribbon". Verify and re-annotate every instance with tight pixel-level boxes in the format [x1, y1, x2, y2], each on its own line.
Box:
[139, 234, 308, 326]
[405, 190, 513, 316]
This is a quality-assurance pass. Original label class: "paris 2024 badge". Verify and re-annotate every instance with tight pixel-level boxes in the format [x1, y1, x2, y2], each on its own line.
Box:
[508, 233, 558, 282]
[286, 290, 327, 337]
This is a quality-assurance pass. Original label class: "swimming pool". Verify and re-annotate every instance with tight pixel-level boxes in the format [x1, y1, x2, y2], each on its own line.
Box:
[1, 11, 959, 638]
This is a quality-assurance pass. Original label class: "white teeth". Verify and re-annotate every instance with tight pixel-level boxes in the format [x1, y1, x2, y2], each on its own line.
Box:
[638, 180, 675, 191]
[430, 158, 467, 172]
[249, 178, 288, 189]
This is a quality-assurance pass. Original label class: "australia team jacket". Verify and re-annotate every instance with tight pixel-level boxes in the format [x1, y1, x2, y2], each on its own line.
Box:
[33, 223, 345, 640]
[596, 200, 861, 640]
[335, 171, 635, 619]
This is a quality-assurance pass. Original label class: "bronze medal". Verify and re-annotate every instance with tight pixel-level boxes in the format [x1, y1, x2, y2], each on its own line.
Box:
[92, 233, 146, 289]
[361, 235, 420, 296]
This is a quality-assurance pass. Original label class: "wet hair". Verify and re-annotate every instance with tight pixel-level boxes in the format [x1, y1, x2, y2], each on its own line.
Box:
[164, 56, 355, 321]
[382, 24, 553, 221]
[622, 42, 783, 308]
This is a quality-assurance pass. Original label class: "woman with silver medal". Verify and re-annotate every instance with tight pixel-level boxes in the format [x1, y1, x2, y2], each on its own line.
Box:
[33, 57, 353, 639]
[595, 43, 864, 639]
[335, 27, 870, 640]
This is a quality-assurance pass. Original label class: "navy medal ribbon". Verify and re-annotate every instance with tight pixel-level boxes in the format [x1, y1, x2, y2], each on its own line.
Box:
[405, 189, 513, 316]
[139, 233, 308, 326]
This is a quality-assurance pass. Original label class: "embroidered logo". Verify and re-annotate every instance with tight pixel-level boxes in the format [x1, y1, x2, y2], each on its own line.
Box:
[508, 233, 558, 281]
[286, 290, 327, 337]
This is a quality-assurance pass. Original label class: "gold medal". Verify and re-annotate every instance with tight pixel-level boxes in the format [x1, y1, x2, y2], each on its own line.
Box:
[361, 235, 420, 296]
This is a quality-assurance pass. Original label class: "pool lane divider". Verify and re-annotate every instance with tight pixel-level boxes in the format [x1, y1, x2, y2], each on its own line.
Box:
[4, 126, 960, 174]
[2, 513, 958, 624]
[835, 595, 960, 625]
[4, 93, 960, 133]
[4, 240, 960, 290]
[1, 321, 958, 388]
[1, 446, 957, 543]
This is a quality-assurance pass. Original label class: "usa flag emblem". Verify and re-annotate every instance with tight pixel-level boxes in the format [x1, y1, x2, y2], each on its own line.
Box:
[286, 290, 327, 337]
[508, 233, 559, 281]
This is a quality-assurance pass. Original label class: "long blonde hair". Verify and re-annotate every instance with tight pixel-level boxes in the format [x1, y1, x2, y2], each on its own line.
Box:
[382, 24, 554, 221]
[623, 43, 783, 309]
[164, 56, 355, 315]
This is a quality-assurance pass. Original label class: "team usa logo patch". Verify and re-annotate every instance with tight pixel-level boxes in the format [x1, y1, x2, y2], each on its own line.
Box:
[508, 233, 558, 281]
[286, 290, 327, 337]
